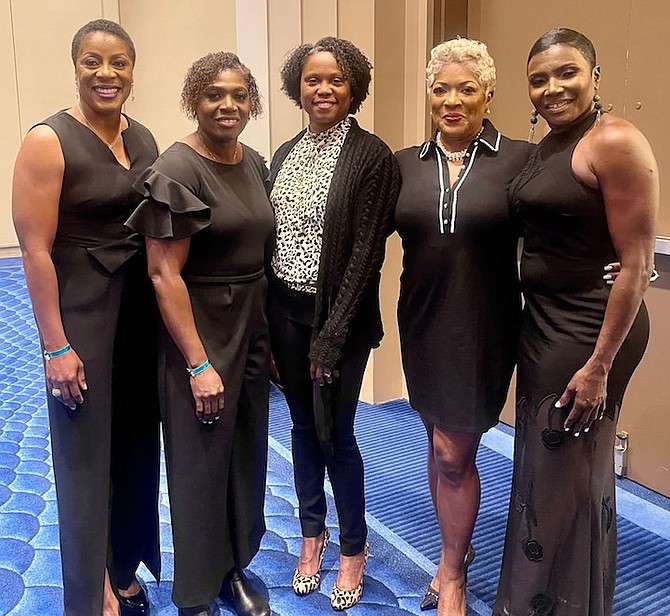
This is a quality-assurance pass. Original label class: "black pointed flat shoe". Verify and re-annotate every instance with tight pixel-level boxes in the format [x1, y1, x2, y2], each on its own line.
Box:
[419, 544, 476, 611]
[219, 567, 270, 616]
[119, 585, 149, 615]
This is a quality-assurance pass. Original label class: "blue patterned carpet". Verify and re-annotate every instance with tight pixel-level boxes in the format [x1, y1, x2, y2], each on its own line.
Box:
[2, 256, 670, 615]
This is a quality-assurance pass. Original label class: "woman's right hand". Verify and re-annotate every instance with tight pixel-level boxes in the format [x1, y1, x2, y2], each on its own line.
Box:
[46, 350, 86, 410]
[189, 365, 225, 424]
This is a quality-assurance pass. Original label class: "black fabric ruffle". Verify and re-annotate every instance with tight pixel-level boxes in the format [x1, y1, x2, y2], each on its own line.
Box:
[127, 168, 211, 239]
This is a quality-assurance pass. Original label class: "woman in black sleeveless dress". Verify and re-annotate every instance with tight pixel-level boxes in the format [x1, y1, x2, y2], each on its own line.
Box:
[494, 29, 658, 616]
[12, 20, 160, 616]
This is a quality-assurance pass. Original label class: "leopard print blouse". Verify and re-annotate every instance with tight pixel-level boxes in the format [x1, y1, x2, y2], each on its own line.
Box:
[270, 117, 351, 293]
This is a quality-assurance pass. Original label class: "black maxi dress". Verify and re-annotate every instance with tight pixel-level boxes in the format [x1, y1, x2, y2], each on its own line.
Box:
[494, 112, 649, 616]
[39, 111, 161, 615]
[395, 121, 533, 433]
[128, 142, 274, 608]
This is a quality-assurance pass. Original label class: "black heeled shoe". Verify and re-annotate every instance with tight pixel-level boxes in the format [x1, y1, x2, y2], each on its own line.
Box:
[419, 544, 476, 611]
[177, 606, 211, 616]
[219, 567, 270, 616]
[118, 584, 149, 615]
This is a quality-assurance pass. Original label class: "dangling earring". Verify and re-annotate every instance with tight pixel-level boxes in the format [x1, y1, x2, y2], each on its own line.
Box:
[529, 108, 539, 142]
[74, 81, 79, 100]
[131, 82, 136, 102]
[593, 88, 602, 125]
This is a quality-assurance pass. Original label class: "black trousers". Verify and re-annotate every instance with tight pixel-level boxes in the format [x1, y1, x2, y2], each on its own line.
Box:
[268, 279, 369, 556]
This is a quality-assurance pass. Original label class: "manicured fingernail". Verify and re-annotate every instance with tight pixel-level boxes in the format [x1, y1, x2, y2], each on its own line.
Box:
[573, 432, 580, 437]
[82, 383, 88, 390]
[584, 427, 590, 433]
[604, 265, 613, 271]
[564, 427, 571, 432]
[606, 280, 613, 285]
[555, 401, 562, 407]
[603, 274, 612, 280]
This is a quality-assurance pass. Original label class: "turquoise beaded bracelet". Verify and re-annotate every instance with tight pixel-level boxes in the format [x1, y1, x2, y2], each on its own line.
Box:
[187, 359, 211, 377]
[43, 343, 72, 361]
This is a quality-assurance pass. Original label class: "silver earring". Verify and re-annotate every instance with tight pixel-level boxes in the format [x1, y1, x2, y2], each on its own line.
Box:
[529, 108, 539, 142]
[131, 82, 135, 102]
[593, 89, 602, 125]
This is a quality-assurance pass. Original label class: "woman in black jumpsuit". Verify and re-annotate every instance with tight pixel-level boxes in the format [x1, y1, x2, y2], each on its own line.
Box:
[12, 20, 160, 616]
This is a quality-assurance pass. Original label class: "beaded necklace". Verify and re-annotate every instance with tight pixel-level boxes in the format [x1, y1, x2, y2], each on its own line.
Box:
[437, 125, 484, 162]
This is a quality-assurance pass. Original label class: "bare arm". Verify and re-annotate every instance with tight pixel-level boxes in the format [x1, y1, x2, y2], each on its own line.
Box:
[12, 125, 86, 409]
[145, 236, 224, 423]
[558, 117, 658, 434]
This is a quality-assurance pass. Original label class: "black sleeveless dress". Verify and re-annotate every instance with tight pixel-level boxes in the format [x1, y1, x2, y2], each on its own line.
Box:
[128, 143, 274, 608]
[494, 112, 649, 616]
[39, 111, 161, 615]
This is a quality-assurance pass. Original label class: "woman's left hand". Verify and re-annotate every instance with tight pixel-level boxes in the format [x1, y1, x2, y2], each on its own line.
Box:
[310, 361, 339, 387]
[555, 361, 608, 436]
[603, 261, 659, 285]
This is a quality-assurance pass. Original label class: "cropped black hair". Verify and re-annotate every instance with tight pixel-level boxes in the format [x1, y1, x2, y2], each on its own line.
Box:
[181, 51, 263, 120]
[71, 19, 136, 65]
[280, 36, 372, 115]
[528, 28, 597, 69]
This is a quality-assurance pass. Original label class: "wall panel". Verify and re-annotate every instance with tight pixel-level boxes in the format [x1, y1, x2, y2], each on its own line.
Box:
[338, 0, 375, 131]
[267, 0, 303, 153]
[236, 0, 271, 158]
[626, 0, 670, 236]
[302, 0, 338, 43]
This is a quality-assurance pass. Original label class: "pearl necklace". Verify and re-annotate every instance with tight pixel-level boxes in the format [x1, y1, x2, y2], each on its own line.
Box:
[76, 103, 122, 150]
[197, 130, 238, 164]
[437, 126, 484, 162]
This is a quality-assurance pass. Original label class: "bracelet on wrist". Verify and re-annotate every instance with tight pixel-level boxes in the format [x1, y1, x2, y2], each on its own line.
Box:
[43, 343, 72, 361]
[187, 359, 211, 378]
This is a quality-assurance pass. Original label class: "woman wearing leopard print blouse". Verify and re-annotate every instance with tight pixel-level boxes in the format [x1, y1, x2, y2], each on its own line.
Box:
[267, 37, 400, 611]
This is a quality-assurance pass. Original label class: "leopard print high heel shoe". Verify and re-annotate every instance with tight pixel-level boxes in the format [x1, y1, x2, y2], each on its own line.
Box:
[292, 528, 330, 596]
[330, 543, 369, 611]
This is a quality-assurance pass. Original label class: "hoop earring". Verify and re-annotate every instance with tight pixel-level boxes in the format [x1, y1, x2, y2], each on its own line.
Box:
[529, 108, 539, 142]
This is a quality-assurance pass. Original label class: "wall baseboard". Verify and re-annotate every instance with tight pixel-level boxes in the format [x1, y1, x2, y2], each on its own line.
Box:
[0, 246, 21, 258]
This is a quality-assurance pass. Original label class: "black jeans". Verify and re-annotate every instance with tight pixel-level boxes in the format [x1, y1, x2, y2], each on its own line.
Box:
[268, 278, 369, 556]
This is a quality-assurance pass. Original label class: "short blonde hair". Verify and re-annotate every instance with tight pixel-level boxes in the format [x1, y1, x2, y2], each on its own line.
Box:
[426, 38, 496, 93]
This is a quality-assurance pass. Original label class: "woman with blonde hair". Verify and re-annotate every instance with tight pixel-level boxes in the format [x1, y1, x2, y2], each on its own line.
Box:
[395, 38, 533, 615]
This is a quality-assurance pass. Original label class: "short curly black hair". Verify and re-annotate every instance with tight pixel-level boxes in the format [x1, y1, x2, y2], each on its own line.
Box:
[280, 37, 372, 115]
[71, 19, 136, 66]
[181, 52, 263, 121]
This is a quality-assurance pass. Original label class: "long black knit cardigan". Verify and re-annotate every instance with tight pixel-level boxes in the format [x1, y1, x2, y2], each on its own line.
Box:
[268, 118, 401, 368]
